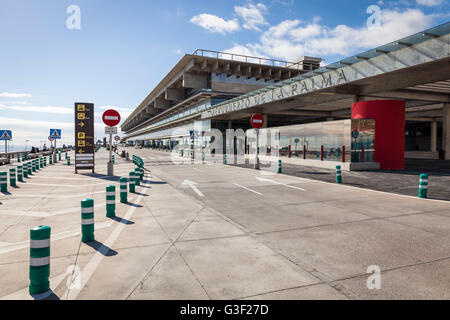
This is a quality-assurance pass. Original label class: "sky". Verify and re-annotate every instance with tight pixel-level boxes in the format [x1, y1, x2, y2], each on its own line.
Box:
[0, 0, 449, 149]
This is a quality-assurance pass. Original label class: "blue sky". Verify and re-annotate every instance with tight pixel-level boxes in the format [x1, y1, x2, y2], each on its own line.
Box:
[0, 0, 449, 148]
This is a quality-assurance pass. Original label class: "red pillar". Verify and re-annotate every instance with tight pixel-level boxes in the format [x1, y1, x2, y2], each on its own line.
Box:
[352, 100, 405, 170]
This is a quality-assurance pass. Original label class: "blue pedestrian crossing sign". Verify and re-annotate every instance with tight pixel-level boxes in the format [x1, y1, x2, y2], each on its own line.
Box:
[49, 129, 62, 139]
[0, 130, 12, 141]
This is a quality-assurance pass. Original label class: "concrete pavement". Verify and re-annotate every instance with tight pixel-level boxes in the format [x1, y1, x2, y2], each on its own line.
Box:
[0, 148, 449, 299]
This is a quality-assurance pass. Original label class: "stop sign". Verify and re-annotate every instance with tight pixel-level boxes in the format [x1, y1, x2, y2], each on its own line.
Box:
[250, 114, 265, 129]
[114, 135, 120, 142]
[102, 109, 121, 127]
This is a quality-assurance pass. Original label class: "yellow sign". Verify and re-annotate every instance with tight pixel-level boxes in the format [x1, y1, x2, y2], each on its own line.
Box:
[77, 113, 85, 120]
[77, 132, 85, 139]
[78, 140, 85, 147]
[77, 105, 86, 112]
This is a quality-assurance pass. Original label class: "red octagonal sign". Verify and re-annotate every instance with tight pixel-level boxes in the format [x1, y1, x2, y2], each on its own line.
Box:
[102, 109, 121, 127]
[250, 114, 264, 129]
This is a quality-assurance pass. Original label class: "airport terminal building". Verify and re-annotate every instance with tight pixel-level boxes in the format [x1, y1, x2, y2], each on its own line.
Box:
[122, 22, 450, 171]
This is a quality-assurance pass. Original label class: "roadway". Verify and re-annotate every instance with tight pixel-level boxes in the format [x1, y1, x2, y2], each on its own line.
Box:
[0, 148, 450, 299]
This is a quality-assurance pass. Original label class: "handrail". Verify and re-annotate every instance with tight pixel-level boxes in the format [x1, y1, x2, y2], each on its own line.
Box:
[192, 49, 302, 69]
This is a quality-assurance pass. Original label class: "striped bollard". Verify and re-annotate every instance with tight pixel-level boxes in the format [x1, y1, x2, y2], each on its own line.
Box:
[81, 199, 95, 243]
[419, 174, 428, 199]
[43, 157, 47, 167]
[112, 155, 115, 164]
[49, 155, 53, 165]
[277, 160, 282, 174]
[139, 167, 144, 181]
[0, 172, 7, 192]
[29, 225, 51, 295]
[67, 157, 70, 166]
[18, 154, 21, 163]
[106, 185, 116, 218]
[28, 161, 33, 175]
[134, 168, 140, 186]
[39, 157, 43, 169]
[120, 177, 128, 203]
[18, 165, 23, 182]
[129, 172, 136, 193]
[65, 152, 67, 159]
[336, 165, 342, 184]
[22, 154, 26, 161]
[58, 152, 61, 161]
[9, 168, 16, 187]
[23, 163, 28, 178]
[32, 160, 36, 172]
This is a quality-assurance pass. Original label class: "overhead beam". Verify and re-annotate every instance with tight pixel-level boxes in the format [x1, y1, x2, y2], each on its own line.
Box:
[165, 88, 185, 101]
[366, 89, 450, 102]
[154, 98, 171, 109]
[183, 72, 207, 89]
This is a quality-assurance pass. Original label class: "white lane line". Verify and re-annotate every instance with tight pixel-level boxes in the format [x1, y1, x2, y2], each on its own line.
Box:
[0, 203, 107, 217]
[63, 188, 148, 300]
[234, 183, 263, 196]
[24, 182, 111, 187]
[0, 221, 113, 255]
[256, 177, 306, 191]
[182, 180, 204, 197]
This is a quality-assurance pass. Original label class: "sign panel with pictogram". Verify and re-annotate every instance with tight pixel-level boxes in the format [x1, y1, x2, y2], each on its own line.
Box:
[102, 109, 121, 127]
[49, 129, 61, 140]
[75, 102, 95, 173]
[0, 130, 12, 141]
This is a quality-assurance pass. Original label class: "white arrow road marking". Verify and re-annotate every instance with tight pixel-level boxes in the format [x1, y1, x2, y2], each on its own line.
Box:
[234, 183, 263, 196]
[256, 177, 306, 191]
[0, 221, 113, 255]
[182, 180, 204, 197]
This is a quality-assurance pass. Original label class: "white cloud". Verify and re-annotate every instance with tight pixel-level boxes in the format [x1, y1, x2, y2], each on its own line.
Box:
[416, 0, 444, 6]
[0, 92, 32, 98]
[225, 8, 435, 62]
[0, 103, 73, 114]
[190, 14, 240, 34]
[235, 3, 268, 31]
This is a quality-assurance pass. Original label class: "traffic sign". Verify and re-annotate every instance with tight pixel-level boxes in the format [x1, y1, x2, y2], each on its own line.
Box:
[114, 136, 120, 142]
[49, 129, 62, 139]
[75, 102, 95, 173]
[250, 114, 264, 129]
[105, 127, 118, 134]
[48, 136, 55, 142]
[0, 130, 12, 141]
[102, 109, 121, 127]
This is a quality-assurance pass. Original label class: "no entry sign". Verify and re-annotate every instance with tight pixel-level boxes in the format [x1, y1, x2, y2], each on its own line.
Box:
[114, 135, 120, 142]
[102, 109, 121, 127]
[250, 114, 264, 129]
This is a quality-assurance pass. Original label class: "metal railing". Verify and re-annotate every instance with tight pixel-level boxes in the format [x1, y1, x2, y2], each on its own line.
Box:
[193, 49, 302, 70]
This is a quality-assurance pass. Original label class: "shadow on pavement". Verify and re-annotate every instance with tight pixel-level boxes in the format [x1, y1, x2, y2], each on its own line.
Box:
[85, 240, 118, 256]
[32, 290, 60, 301]
[124, 202, 143, 208]
[109, 216, 135, 225]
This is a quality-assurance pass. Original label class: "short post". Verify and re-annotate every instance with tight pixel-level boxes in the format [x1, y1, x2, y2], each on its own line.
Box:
[224, 154, 227, 165]
[29, 225, 51, 296]
[0, 172, 7, 192]
[49, 155, 53, 165]
[129, 172, 136, 193]
[67, 157, 70, 166]
[9, 168, 16, 187]
[139, 167, 144, 181]
[120, 177, 128, 203]
[58, 152, 61, 161]
[65, 152, 67, 159]
[81, 199, 95, 243]
[277, 160, 282, 174]
[18, 165, 23, 182]
[40, 157, 43, 169]
[419, 174, 428, 199]
[28, 161, 32, 175]
[43, 157, 47, 167]
[106, 185, 116, 218]
[18, 154, 21, 163]
[23, 163, 28, 178]
[134, 168, 140, 186]
[336, 165, 342, 184]
[112, 155, 115, 164]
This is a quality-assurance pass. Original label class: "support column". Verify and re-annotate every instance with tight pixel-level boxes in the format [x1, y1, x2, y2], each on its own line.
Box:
[431, 121, 437, 153]
[444, 103, 450, 160]
[262, 115, 268, 128]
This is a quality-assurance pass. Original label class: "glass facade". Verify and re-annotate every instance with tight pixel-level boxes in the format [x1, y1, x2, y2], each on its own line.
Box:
[258, 119, 375, 163]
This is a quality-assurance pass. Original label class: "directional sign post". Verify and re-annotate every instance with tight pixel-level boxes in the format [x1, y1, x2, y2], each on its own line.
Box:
[75, 103, 95, 174]
[102, 109, 121, 176]
[250, 114, 264, 170]
[0, 130, 12, 164]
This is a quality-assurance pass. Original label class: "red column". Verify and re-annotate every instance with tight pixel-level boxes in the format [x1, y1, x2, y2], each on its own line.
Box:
[352, 100, 405, 170]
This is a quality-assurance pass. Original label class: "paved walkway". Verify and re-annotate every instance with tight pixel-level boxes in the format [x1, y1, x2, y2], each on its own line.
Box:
[1, 148, 449, 299]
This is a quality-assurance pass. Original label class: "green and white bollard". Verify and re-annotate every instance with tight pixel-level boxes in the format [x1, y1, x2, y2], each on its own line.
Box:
[224, 154, 227, 165]
[277, 160, 282, 174]
[43, 157, 47, 167]
[39, 157, 43, 169]
[9, 168, 16, 187]
[18, 154, 21, 163]
[58, 152, 61, 161]
[32, 160, 36, 172]
[81, 199, 95, 243]
[28, 161, 32, 175]
[106, 185, 116, 218]
[0, 172, 7, 192]
[23, 163, 28, 178]
[129, 172, 136, 193]
[67, 157, 70, 166]
[18, 165, 23, 182]
[49, 155, 53, 165]
[112, 155, 115, 164]
[120, 177, 128, 203]
[134, 168, 141, 186]
[65, 152, 67, 159]
[419, 174, 428, 199]
[29, 225, 51, 296]
[139, 167, 144, 181]
[336, 165, 342, 184]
